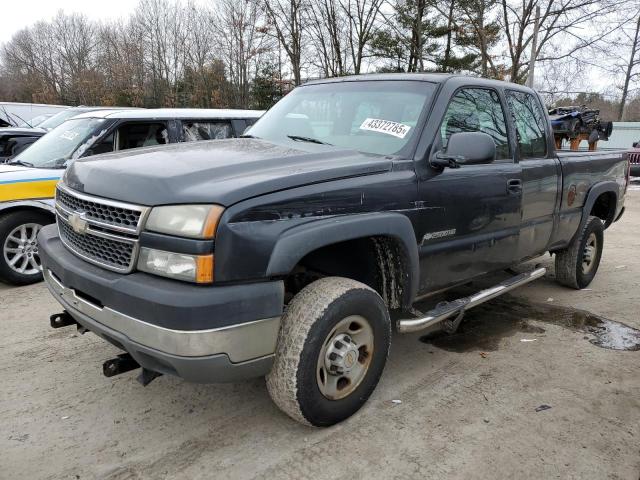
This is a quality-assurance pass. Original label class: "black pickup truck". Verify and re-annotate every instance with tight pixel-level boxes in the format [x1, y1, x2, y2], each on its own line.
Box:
[39, 74, 629, 427]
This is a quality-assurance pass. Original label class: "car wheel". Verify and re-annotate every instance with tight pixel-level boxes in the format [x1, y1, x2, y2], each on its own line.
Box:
[266, 277, 391, 426]
[0, 211, 52, 285]
[555, 215, 604, 289]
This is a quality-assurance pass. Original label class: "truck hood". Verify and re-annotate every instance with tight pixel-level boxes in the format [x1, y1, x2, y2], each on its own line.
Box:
[64, 138, 393, 206]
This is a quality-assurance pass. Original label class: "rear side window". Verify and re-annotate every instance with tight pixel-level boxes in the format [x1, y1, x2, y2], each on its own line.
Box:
[506, 91, 547, 158]
[440, 88, 511, 160]
[182, 121, 232, 142]
[116, 122, 169, 150]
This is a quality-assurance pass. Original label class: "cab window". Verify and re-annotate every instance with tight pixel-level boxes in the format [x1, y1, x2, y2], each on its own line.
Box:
[440, 88, 511, 160]
[182, 121, 232, 142]
[116, 122, 169, 150]
[506, 91, 547, 158]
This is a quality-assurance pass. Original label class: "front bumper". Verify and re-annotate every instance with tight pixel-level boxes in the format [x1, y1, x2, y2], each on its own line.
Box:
[630, 164, 640, 177]
[39, 225, 284, 383]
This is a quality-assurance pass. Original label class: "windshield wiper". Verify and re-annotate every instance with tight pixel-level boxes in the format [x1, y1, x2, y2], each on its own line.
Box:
[240, 134, 260, 139]
[8, 159, 35, 168]
[287, 135, 332, 145]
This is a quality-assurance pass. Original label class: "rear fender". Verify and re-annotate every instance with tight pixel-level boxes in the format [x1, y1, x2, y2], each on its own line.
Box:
[576, 181, 618, 237]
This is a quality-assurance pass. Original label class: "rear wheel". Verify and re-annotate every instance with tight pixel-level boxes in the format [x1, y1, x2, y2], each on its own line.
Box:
[266, 277, 391, 426]
[555, 215, 604, 289]
[0, 211, 52, 285]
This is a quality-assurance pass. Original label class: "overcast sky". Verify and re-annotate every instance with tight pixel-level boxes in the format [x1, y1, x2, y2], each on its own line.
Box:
[0, 1, 137, 45]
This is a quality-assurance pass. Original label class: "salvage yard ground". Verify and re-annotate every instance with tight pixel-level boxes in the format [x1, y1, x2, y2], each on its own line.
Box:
[2, 182, 640, 480]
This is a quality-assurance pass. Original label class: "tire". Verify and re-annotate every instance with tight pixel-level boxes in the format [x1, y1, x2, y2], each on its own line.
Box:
[0, 211, 52, 285]
[266, 277, 391, 427]
[555, 215, 604, 289]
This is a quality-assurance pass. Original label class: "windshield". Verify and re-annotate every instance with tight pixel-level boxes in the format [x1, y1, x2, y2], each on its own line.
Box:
[12, 118, 110, 169]
[18, 114, 51, 128]
[38, 109, 87, 131]
[247, 80, 436, 156]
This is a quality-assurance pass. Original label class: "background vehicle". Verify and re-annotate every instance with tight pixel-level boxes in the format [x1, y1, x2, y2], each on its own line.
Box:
[39, 75, 627, 427]
[0, 102, 68, 128]
[0, 108, 263, 285]
[548, 105, 613, 143]
[628, 142, 640, 176]
[0, 106, 141, 163]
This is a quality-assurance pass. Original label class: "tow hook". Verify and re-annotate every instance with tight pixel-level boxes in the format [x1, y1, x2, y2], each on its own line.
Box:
[103, 353, 140, 378]
[50, 311, 76, 329]
[137, 368, 163, 387]
[102, 354, 163, 386]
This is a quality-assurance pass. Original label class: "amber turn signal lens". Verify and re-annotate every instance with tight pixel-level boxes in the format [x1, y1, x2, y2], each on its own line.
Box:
[195, 254, 214, 283]
[202, 206, 225, 238]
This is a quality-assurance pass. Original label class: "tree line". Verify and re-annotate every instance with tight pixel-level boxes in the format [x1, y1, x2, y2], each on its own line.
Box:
[0, 0, 639, 120]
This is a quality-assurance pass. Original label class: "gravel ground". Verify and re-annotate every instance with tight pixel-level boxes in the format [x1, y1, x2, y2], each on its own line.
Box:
[2, 186, 640, 480]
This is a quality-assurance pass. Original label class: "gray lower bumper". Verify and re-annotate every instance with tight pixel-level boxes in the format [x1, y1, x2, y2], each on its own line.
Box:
[44, 269, 278, 383]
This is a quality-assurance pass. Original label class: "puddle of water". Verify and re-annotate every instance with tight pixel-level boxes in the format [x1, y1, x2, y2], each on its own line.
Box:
[418, 296, 640, 352]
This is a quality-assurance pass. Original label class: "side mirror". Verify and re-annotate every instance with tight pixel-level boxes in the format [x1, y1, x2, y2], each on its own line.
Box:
[431, 132, 497, 169]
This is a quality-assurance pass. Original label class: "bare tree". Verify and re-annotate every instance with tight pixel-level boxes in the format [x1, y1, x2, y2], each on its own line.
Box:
[215, 0, 270, 107]
[306, 0, 348, 77]
[341, 0, 384, 74]
[500, 0, 619, 84]
[264, 0, 306, 85]
[617, 12, 640, 120]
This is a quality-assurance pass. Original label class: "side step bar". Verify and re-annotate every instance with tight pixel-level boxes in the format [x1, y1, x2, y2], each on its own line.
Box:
[398, 267, 547, 333]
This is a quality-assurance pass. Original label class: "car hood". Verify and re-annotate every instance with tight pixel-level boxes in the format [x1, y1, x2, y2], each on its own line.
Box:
[0, 127, 47, 138]
[64, 138, 393, 206]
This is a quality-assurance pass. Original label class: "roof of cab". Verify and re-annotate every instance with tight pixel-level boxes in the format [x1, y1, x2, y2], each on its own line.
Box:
[303, 72, 536, 93]
[70, 108, 265, 120]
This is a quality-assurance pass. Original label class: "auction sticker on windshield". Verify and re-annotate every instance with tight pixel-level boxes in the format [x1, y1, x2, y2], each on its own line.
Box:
[60, 131, 79, 141]
[359, 118, 411, 139]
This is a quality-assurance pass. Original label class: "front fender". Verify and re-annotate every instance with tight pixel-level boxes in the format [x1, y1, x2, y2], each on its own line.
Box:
[265, 212, 419, 307]
[0, 199, 55, 214]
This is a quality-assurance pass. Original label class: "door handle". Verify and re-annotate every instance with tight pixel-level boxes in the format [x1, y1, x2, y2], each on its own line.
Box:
[507, 179, 522, 194]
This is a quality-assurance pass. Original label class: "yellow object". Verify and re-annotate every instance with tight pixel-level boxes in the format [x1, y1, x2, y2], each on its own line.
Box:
[195, 255, 214, 283]
[202, 205, 225, 238]
[0, 179, 58, 202]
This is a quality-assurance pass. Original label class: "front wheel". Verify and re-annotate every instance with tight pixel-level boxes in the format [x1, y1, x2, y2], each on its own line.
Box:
[0, 211, 51, 285]
[266, 277, 391, 427]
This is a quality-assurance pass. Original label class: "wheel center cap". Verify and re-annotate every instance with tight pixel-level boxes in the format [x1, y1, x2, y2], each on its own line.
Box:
[325, 333, 359, 374]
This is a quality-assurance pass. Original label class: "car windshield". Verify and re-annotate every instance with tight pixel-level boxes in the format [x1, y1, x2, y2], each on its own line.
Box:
[18, 114, 51, 127]
[38, 109, 87, 131]
[247, 80, 436, 156]
[12, 118, 110, 169]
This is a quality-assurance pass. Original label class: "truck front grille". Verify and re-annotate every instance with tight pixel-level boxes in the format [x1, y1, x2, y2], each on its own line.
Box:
[629, 152, 640, 165]
[58, 220, 135, 271]
[57, 188, 142, 232]
[55, 185, 149, 273]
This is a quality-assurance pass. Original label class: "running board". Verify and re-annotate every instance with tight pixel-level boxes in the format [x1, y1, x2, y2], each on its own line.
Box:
[398, 267, 547, 333]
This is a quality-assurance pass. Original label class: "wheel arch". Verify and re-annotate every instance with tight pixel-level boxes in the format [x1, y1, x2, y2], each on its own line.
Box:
[582, 181, 618, 230]
[266, 213, 419, 310]
[0, 200, 55, 220]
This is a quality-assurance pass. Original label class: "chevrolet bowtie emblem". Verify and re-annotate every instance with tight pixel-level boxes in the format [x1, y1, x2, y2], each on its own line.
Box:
[68, 212, 89, 235]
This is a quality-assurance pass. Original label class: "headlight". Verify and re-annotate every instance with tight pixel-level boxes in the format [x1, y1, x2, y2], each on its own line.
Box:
[145, 204, 224, 239]
[138, 247, 213, 283]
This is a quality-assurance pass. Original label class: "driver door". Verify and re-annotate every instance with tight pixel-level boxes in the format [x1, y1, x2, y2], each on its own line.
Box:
[416, 87, 522, 293]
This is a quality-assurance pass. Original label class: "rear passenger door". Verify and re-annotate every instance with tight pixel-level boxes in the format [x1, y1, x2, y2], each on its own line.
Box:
[505, 90, 561, 259]
[179, 120, 234, 142]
